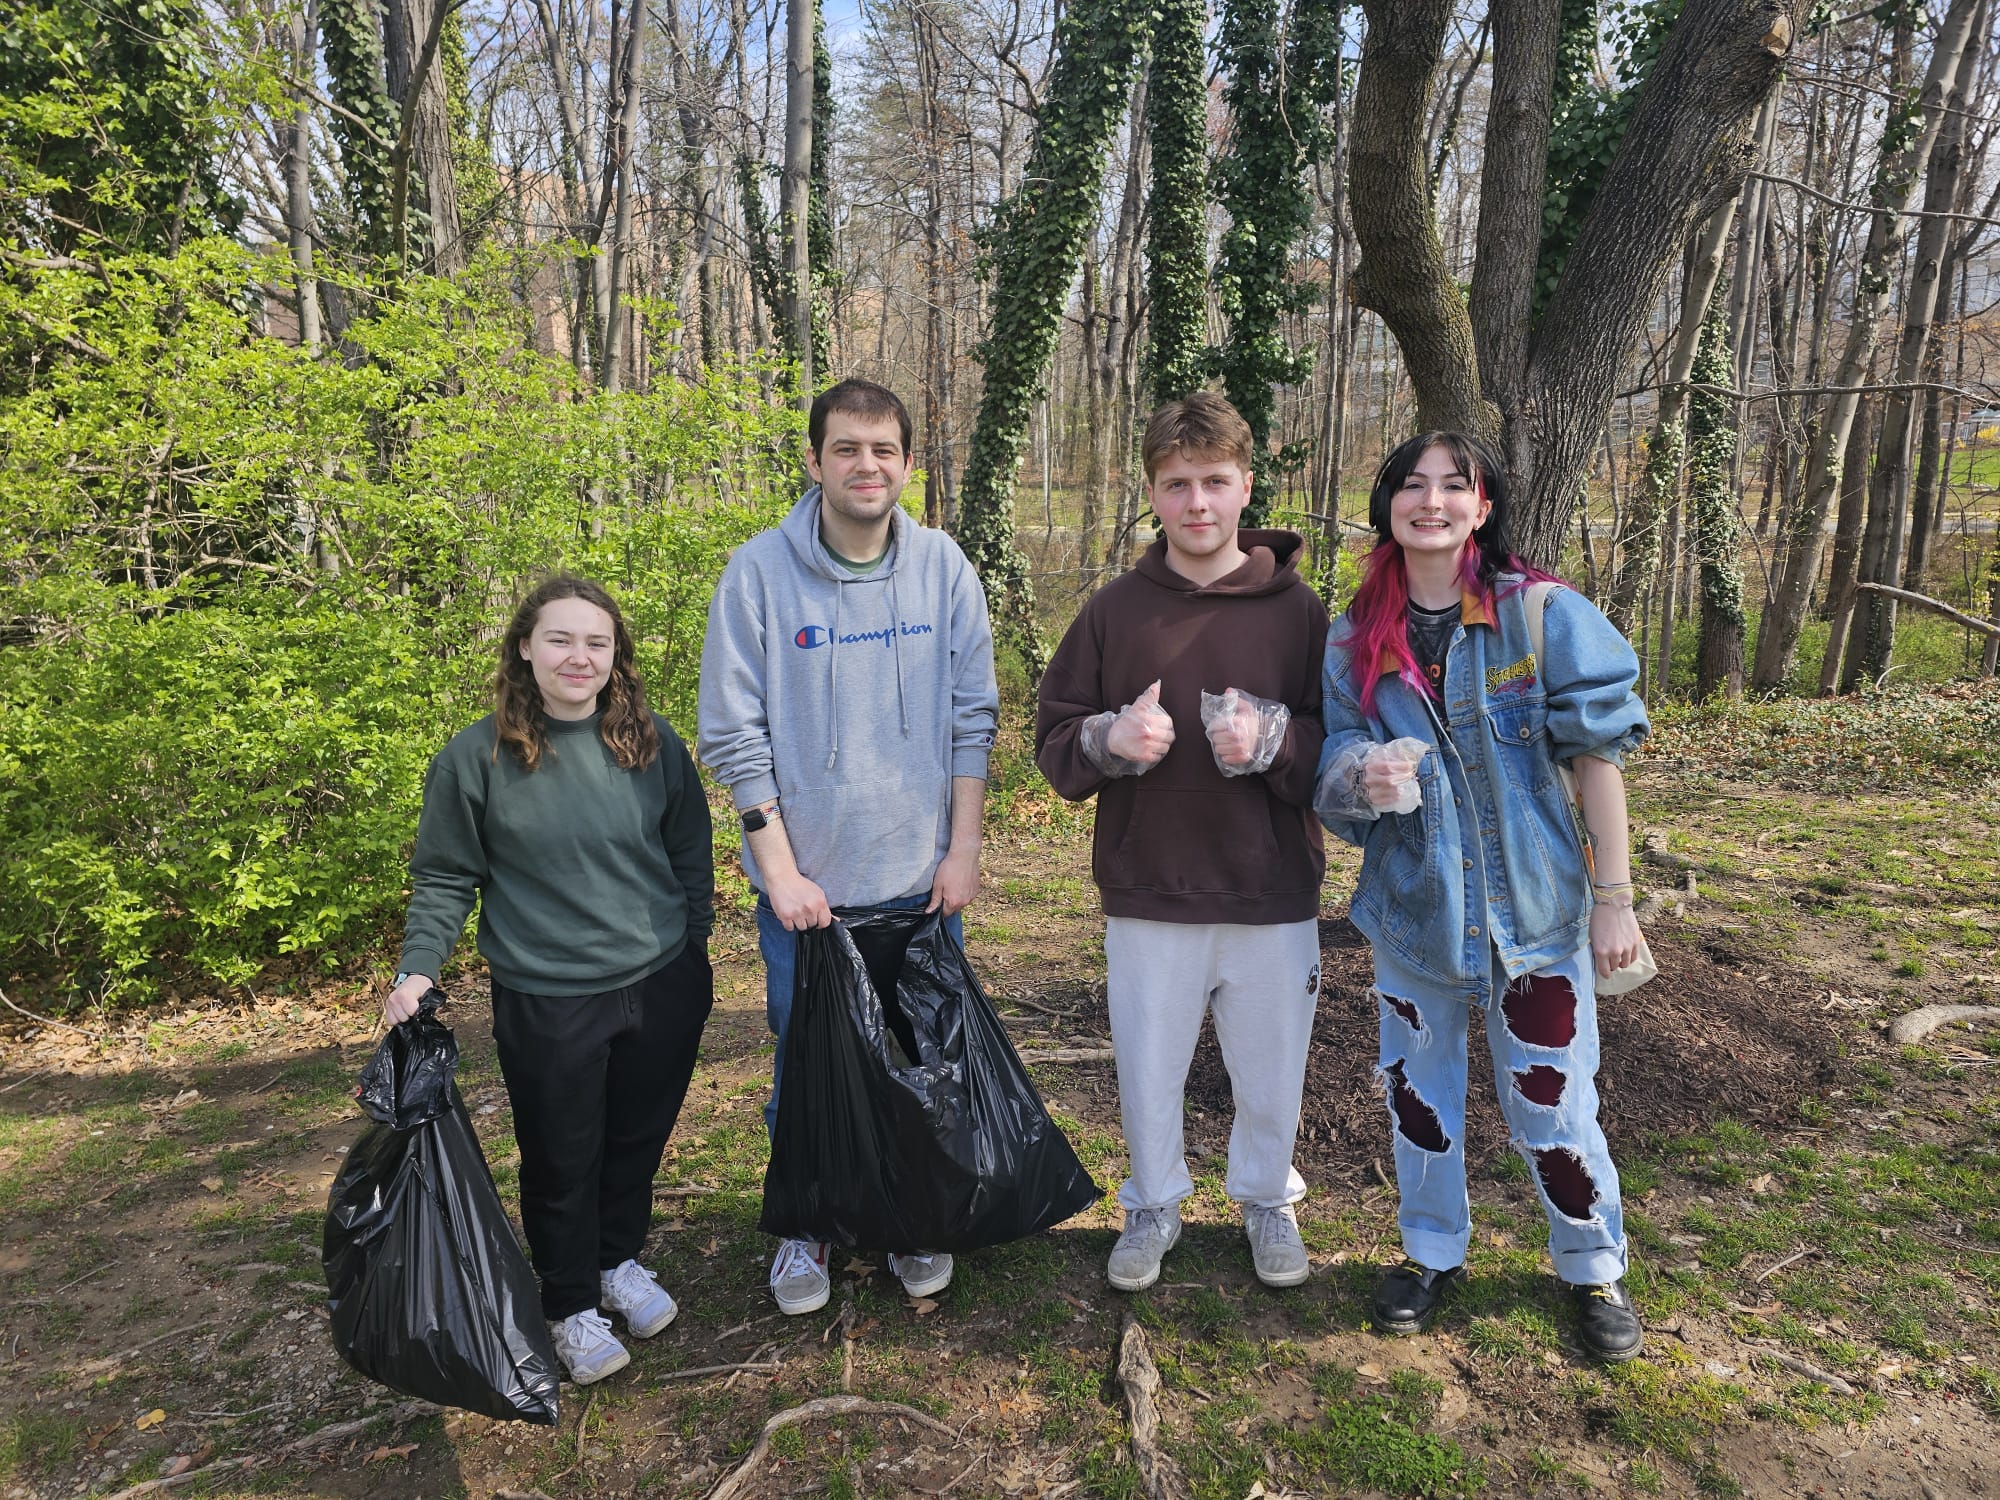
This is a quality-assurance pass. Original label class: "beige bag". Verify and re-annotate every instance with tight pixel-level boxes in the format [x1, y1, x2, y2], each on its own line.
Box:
[1523, 582, 1657, 996]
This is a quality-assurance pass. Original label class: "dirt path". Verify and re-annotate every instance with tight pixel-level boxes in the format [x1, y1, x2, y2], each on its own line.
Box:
[3, 774, 1999, 1499]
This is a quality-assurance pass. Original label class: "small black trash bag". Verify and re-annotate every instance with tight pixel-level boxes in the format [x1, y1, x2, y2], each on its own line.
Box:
[323, 990, 560, 1424]
[760, 907, 1099, 1253]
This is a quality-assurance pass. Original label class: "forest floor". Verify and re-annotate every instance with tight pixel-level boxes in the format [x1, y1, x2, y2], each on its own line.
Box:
[5, 742, 2000, 1500]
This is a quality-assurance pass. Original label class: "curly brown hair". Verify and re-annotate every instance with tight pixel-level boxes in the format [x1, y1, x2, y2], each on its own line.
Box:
[493, 575, 660, 773]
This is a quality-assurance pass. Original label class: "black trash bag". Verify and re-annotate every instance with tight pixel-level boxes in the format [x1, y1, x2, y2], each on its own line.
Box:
[324, 990, 560, 1424]
[759, 907, 1099, 1253]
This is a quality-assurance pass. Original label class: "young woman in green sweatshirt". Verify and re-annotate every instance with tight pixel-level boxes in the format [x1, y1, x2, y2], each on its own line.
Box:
[382, 575, 715, 1386]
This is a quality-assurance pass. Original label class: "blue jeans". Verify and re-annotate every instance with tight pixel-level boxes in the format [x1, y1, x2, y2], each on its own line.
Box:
[756, 893, 963, 1139]
[1373, 942, 1626, 1286]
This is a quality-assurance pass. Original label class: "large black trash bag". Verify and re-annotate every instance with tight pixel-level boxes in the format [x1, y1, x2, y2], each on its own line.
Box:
[323, 990, 560, 1424]
[760, 907, 1099, 1253]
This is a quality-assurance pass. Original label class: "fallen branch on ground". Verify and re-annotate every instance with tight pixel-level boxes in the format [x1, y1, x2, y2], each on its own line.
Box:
[1755, 1347, 1857, 1398]
[1887, 1004, 2000, 1046]
[998, 991, 1084, 1018]
[1640, 832, 1695, 872]
[1853, 582, 2000, 640]
[1117, 1316, 1190, 1500]
[705, 1397, 956, 1500]
[657, 1360, 783, 1382]
[99, 1400, 432, 1499]
[77, 1324, 211, 1377]
[1017, 1047, 1115, 1064]
[1754, 1246, 1816, 1282]
[0, 984, 103, 1039]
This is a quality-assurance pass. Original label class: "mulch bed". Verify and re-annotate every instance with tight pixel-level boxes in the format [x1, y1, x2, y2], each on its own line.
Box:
[1172, 914, 1847, 1187]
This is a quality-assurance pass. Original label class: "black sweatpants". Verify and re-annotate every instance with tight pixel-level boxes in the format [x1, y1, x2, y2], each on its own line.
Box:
[490, 939, 714, 1320]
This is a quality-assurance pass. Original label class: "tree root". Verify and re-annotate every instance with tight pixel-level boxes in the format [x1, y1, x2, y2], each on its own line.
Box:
[705, 1396, 956, 1500]
[1887, 1004, 2000, 1046]
[1117, 1316, 1190, 1500]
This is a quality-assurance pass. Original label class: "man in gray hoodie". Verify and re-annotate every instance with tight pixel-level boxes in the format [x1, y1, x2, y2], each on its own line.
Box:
[698, 379, 1000, 1317]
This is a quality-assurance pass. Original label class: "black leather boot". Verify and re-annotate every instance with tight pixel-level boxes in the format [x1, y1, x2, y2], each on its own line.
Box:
[1571, 1278, 1645, 1362]
[1371, 1261, 1463, 1334]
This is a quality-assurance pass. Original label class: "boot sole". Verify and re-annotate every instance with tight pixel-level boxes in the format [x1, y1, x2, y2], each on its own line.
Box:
[1583, 1334, 1645, 1364]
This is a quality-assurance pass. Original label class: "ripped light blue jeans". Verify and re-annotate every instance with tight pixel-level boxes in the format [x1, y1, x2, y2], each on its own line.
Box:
[1373, 942, 1627, 1287]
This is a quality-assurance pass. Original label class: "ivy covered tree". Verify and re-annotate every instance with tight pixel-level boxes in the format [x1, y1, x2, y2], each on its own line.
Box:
[1686, 301, 1745, 698]
[1143, 0, 1208, 405]
[0, 0, 237, 254]
[320, 0, 399, 260]
[958, 0, 1151, 672]
[1210, 0, 1341, 525]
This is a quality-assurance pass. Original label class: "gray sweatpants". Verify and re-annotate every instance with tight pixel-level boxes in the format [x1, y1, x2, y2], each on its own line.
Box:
[1104, 916, 1322, 1213]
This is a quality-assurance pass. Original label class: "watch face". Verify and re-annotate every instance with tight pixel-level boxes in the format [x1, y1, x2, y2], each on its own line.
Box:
[740, 807, 768, 832]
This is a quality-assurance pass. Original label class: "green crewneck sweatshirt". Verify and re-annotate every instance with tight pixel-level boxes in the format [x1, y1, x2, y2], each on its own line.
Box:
[399, 711, 714, 997]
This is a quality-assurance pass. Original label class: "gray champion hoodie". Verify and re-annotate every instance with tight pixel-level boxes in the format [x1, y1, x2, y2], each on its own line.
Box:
[697, 488, 999, 908]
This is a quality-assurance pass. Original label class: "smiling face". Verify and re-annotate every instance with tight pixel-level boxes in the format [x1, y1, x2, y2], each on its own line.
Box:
[1389, 443, 1491, 560]
[519, 596, 617, 720]
[1147, 448, 1251, 582]
[806, 411, 912, 530]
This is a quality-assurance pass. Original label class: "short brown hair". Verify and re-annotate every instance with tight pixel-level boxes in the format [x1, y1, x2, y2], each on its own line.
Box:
[809, 378, 913, 457]
[1141, 391, 1254, 480]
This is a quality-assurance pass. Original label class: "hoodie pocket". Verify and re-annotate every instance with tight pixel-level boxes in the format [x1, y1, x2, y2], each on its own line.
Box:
[784, 772, 949, 901]
[1103, 783, 1286, 897]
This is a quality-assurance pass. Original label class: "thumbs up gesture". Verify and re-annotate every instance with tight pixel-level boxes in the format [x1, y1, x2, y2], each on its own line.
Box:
[1104, 679, 1175, 767]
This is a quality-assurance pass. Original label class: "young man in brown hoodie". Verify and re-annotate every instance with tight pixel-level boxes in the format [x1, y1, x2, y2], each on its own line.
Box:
[1036, 392, 1330, 1292]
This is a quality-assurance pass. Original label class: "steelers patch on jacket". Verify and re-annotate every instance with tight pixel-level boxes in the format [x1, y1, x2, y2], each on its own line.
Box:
[1486, 653, 1538, 697]
[1306, 963, 1321, 997]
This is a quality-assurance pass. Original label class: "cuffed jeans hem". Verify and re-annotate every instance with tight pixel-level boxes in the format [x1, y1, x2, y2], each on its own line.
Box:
[1551, 1242, 1630, 1286]
[1400, 1227, 1472, 1273]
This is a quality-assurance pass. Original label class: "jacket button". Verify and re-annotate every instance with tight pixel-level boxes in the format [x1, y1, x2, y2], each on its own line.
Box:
[1462, 858, 1473, 870]
[1467, 925, 1480, 938]
[1520, 724, 1532, 740]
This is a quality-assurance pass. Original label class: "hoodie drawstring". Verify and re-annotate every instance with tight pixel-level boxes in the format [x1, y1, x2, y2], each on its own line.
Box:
[826, 581, 842, 769]
[889, 570, 909, 737]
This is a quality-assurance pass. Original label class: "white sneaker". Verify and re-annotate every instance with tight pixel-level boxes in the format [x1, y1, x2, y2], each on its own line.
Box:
[770, 1238, 831, 1315]
[551, 1309, 630, 1385]
[600, 1259, 678, 1338]
[1245, 1203, 1310, 1288]
[1106, 1204, 1182, 1292]
[889, 1251, 954, 1298]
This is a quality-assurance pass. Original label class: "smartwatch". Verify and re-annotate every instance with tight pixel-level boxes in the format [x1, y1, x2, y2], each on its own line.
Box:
[740, 800, 780, 833]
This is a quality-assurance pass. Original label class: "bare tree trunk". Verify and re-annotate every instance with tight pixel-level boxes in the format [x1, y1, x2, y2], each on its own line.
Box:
[1843, 0, 1989, 687]
[1817, 389, 1879, 694]
[1469, 0, 1560, 474]
[784, 0, 816, 395]
[601, 0, 648, 394]
[1751, 0, 1981, 689]
[385, 0, 465, 274]
[285, 0, 323, 354]
[1348, 0, 1490, 436]
[1607, 195, 1739, 634]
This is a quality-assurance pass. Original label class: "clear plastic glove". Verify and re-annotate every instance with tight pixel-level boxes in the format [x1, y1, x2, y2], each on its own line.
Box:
[1079, 679, 1175, 777]
[1314, 736, 1428, 822]
[1200, 688, 1289, 776]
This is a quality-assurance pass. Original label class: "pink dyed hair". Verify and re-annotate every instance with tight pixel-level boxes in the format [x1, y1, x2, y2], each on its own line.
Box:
[1344, 432, 1560, 716]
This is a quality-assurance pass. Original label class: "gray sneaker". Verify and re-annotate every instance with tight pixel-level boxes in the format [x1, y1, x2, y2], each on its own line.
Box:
[1245, 1203, 1309, 1287]
[551, 1309, 631, 1385]
[889, 1251, 954, 1298]
[770, 1238, 831, 1315]
[1106, 1204, 1182, 1292]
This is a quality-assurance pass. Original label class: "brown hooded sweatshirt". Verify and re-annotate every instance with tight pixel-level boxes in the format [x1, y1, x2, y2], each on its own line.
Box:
[1035, 528, 1329, 924]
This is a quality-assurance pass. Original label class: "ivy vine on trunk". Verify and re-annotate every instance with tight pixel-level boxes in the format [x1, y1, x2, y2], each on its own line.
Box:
[1144, 0, 1207, 405]
[321, 0, 399, 260]
[958, 0, 1150, 674]
[1211, 0, 1340, 525]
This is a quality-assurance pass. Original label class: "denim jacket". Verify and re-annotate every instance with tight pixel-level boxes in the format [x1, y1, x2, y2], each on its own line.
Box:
[1315, 577, 1649, 987]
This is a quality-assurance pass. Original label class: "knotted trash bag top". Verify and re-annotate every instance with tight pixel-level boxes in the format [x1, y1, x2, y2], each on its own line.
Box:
[760, 906, 1100, 1254]
[323, 988, 560, 1423]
